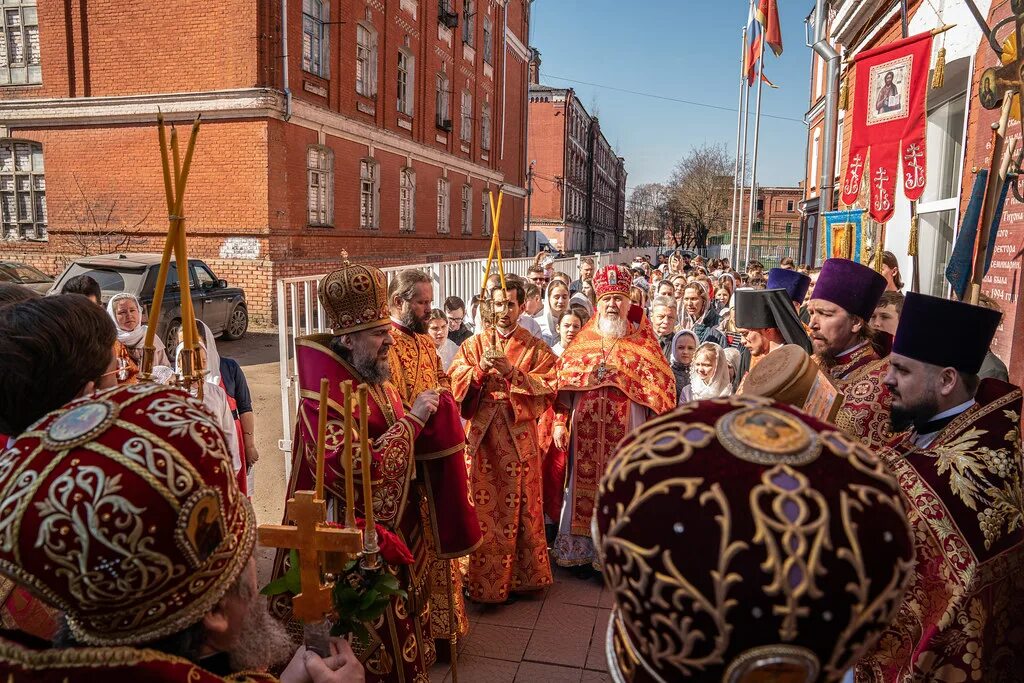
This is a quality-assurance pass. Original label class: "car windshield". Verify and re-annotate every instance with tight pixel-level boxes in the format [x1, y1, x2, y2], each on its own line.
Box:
[57, 263, 155, 300]
[0, 263, 51, 283]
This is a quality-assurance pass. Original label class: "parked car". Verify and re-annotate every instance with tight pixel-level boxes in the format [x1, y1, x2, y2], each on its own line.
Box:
[0, 261, 54, 294]
[50, 253, 248, 349]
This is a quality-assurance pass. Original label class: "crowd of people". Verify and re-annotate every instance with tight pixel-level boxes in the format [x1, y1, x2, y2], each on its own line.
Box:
[0, 245, 1020, 683]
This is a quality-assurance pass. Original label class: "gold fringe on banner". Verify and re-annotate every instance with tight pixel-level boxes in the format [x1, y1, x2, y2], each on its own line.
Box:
[908, 213, 920, 257]
[839, 76, 850, 111]
[932, 46, 946, 89]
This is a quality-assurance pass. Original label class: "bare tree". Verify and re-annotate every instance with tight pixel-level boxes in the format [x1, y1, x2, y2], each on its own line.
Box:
[625, 183, 668, 247]
[666, 143, 734, 250]
[57, 174, 150, 259]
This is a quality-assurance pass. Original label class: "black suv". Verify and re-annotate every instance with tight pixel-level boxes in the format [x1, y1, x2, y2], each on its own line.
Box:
[50, 253, 248, 348]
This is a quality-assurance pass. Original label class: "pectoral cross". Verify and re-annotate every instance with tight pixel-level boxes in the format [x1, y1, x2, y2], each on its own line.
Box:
[259, 491, 363, 648]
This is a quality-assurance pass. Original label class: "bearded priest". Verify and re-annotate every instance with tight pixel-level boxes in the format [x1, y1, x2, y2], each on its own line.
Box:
[386, 269, 482, 653]
[449, 281, 557, 603]
[269, 257, 441, 682]
[552, 264, 676, 571]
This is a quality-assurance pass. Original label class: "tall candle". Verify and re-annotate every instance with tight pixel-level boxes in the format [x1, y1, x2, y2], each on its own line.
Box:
[146, 113, 177, 352]
[358, 385, 373, 532]
[492, 191, 507, 291]
[342, 380, 356, 528]
[315, 378, 329, 500]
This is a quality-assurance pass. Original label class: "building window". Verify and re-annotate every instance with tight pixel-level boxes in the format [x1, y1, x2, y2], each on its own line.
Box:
[756, 198, 764, 211]
[0, 1, 40, 85]
[301, 0, 329, 78]
[0, 140, 45, 240]
[307, 145, 334, 227]
[397, 50, 414, 115]
[356, 23, 378, 97]
[437, 178, 450, 233]
[786, 199, 794, 211]
[752, 221, 762, 233]
[462, 0, 474, 46]
[481, 192, 492, 236]
[359, 159, 379, 230]
[480, 102, 491, 150]
[460, 90, 472, 143]
[399, 167, 416, 232]
[436, 72, 451, 128]
[785, 222, 793, 234]
[482, 16, 493, 64]
[461, 184, 472, 235]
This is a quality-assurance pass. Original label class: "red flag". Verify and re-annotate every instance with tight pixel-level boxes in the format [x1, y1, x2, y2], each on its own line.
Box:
[757, 0, 783, 57]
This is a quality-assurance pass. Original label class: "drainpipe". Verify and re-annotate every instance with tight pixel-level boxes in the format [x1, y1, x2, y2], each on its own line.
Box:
[813, 0, 838, 214]
[281, 0, 292, 120]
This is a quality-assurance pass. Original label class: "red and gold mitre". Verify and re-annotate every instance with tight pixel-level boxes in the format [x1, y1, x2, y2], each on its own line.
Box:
[0, 384, 255, 647]
[594, 396, 915, 682]
[593, 264, 632, 301]
[317, 252, 390, 334]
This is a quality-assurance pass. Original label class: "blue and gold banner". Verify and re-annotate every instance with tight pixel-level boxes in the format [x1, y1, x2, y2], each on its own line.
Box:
[822, 209, 869, 263]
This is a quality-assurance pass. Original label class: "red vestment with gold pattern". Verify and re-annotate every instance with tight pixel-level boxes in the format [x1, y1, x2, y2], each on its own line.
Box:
[0, 631, 280, 682]
[826, 341, 893, 450]
[552, 312, 676, 567]
[270, 335, 435, 683]
[387, 322, 481, 643]
[448, 326, 556, 603]
[857, 379, 1024, 683]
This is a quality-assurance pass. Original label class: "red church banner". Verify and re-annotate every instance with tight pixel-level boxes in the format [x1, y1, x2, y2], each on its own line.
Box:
[841, 32, 933, 223]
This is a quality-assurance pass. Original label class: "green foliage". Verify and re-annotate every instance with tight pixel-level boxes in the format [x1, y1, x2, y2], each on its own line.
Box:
[260, 550, 301, 596]
[331, 563, 407, 646]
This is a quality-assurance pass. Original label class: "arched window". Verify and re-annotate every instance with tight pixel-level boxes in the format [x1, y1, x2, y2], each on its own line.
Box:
[307, 145, 334, 227]
[356, 23, 378, 97]
[399, 167, 416, 232]
[397, 49, 415, 115]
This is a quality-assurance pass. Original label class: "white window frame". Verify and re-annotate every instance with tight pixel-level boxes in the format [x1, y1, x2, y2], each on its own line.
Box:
[399, 167, 416, 232]
[301, 0, 330, 78]
[482, 16, 493, 65]
[480, 102, 491, 151]
[0, 139, 46, 240]
[356, 23, 378, 97]
[307, 145, 334, 227]
[462, 0, 475, 46]
[481, 191, 492, 236]
[0, 1, 40, 85]
[359, 158, 380, 230]
[397, 49, 414, 115]
[437, 178, 451, 233]
[461, 184, 472, 235]
[460, 90, 473, 143]
[436, 72, 450, 128]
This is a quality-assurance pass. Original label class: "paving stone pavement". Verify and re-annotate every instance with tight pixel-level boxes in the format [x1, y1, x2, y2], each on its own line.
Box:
[428, 566, 615, 683]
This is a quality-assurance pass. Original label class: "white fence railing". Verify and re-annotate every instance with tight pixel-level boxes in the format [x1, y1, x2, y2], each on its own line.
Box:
[275, 247, 659, 463]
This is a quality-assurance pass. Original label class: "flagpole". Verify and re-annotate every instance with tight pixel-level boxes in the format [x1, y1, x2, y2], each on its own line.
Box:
[731, 26, 748, 267]
[745, 27, 767, 269]
[737, 69, 751, 267]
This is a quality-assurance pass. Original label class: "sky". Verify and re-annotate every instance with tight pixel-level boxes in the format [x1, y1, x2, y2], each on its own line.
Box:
[529, 0, 814, 192]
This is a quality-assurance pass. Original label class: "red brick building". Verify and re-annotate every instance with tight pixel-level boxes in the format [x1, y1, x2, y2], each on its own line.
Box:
[526, 55, 626, 254]
[0, 0, 532, 323]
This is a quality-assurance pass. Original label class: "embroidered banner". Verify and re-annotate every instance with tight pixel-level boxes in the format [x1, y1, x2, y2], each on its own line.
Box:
[822, 208, 869, 263]
[841, 32, 933, 223]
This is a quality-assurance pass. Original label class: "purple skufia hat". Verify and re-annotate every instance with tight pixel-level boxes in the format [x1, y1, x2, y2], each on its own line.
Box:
[893, 292, 1002, 374]
[810, 258, 887, 320]
[767, 268, 811, 304]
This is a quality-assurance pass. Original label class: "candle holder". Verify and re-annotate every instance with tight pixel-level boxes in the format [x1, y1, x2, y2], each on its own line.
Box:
[360, 524, 382, 571]
[137, 346, 157, 383]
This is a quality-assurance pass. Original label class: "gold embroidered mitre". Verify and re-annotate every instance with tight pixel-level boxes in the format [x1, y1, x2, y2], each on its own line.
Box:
[318, 253, 390, 335]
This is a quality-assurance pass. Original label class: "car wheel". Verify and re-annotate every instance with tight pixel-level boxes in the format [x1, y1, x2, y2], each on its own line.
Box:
[164, 319, 182, 352]
[222, 305, 249, 341]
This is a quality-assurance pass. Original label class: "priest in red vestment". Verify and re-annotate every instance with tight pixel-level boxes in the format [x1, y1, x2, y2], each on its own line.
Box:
[270, 258, 440, 681]
[0, 385, 356, 682]
[386, 269, 482, 650]
[857, 293, 1024, 682]
[807, 258, 893, 449]
[449, 282, 556, 603]
[552, 264, 676, 570]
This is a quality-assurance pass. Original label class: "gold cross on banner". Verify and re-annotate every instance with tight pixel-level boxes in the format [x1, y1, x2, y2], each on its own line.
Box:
[258, 491, 362, 622]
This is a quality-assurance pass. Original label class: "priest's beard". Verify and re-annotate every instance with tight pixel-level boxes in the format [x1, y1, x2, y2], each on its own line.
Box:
[889, 393, 940, 433]
[227, 595, 295, 672]
[399, 307, 428, 334]
[814, 349, 839, 369]
[331, 337, 391, 384]
[598, 315, 627, 339]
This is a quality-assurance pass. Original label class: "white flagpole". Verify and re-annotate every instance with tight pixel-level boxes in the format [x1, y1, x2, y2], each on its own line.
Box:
[737, 69, 751, 267]
[745, 25, 767, 269]
[731, 25, 747, 267]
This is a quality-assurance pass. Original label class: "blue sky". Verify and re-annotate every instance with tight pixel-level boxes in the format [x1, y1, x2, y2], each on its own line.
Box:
[530, 0, 813, 191]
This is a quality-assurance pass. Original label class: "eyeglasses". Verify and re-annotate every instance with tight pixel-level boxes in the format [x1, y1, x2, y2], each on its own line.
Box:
[448, 316, 464, 323]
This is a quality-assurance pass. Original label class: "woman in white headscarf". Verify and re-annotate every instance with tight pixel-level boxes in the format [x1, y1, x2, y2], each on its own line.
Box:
[174, 320, 244, 492]
[537, 280, 571, 348]
[688, 342, 733, 400]
[106, 292, 170, 369]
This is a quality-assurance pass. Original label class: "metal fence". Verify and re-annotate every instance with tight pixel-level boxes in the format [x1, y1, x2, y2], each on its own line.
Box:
[274, 246, 659, 469]
[702, 242, 801, 270]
